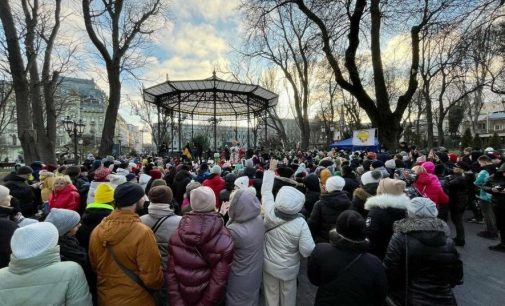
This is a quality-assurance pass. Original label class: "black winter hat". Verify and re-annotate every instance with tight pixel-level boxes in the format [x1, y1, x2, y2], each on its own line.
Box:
[16, 166, 33, 176]
[454, 161, 470, 171]
[114, 182, 145, 207]
[336, 210, 366, 241]
[277, 166, 294, 178]
[371, 160, 384, 169]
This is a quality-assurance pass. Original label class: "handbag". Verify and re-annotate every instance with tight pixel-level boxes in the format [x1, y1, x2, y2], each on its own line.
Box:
[106, 245, 166, 306]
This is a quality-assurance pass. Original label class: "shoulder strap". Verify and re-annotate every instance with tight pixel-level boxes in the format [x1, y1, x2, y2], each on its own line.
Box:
[151, 215, 170, 233]
[106, 245, 151, 293]
[326, 253, 363, 287]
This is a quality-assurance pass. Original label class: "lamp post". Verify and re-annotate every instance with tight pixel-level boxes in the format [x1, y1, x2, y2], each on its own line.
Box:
[63, 116, 85, 164]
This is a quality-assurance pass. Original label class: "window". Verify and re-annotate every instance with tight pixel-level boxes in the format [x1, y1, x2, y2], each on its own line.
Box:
[11, 134, 16, 146]
[495, 124, 503, 131]
[478, 123, 486, 130]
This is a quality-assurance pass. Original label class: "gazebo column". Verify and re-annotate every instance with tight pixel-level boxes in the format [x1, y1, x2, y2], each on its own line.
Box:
[235, 115, 238, 143]
[264, 108, 268, 143]
[191, 113, 194, 140]
[178, 95, 182, 152]
[214, 90, 217, 151]
[247, 97, 250, 148]
[170, 110, 174, 154]
[157, 104, 161, 154]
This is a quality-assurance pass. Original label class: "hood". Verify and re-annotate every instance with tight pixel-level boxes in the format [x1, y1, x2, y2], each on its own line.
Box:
[364, 193, 410, 210]
[9, 246, 61, 275]
[353, 187, 372, 201]
[274, 176, 298, 186]
[329, 228, 369, 252]
[174, 170, 191, 182]
[228, 189, 261, 223]
[3, 173, 25, 182]
[148, 203, 175, 218]
[303, 174, 321, 192]
[176, 212, 225, 247]
[393, 217, 450, 247]
[275, 186, 305, 214]
[422, 162, 435, 174]
[94, 210, 141, 246]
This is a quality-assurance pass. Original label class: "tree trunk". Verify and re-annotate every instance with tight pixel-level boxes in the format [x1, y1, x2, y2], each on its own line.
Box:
[437, 119, 445, 146]
[0, 0, 38, 163]
[99, 68, 121, 156]
[422, 88, 434, 148]
[376, 116, 402, 152]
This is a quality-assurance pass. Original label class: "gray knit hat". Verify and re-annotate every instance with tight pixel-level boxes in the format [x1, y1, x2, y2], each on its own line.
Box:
[45, 208, 81, 236]
[408, 197, 438, 218]
[10, 222, 59, 259]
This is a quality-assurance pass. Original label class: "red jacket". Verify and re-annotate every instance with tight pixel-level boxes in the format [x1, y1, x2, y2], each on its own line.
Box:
[167, 212, 234, 306]
[203, 174, 225, 209]
[49, 184, 81, 211]
[414, 173, 449, 205]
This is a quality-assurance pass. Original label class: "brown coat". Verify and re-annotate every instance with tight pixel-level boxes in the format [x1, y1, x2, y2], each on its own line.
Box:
[89, 209, 163, 306]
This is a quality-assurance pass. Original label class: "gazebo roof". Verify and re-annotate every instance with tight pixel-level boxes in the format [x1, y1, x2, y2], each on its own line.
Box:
[143, 73, 278, 117]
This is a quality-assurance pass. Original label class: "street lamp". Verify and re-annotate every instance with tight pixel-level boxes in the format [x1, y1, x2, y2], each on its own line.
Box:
[63, 116, 85, 164]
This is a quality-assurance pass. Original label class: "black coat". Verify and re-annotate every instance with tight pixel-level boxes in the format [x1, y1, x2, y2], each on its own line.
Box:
[172, 170, 192, 206]
[273, 176, 305, 198]
[308, 231, 387, 306]
[483, 173, 505, 207]
[444, 174, 468, 210]
[303, 174, 321, 218]
[0, 218, 17, 269]
[364, 194, 408, 259]
[343, 177, 360, 197]
[350, 183, 378, 219]
[76, 206, 113, 250]
[309, 190, 352, 243]
[3, 173, 38, 217]
[384, 218, 461, 306]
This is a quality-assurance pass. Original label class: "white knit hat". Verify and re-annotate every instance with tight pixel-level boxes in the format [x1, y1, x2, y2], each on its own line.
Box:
[190, 186, 216, 212]
[10, 222, 59, 259]
[45, 208, 81, 236]
[0, 185, 11, 206]
[408, 197, 438, 218]
[234, 176, 249, 190]
[326, 176, 345, 192]
[360, 170, 382, 186]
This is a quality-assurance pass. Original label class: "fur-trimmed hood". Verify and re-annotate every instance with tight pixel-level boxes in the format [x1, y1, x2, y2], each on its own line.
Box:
[364, 193, 409, 211]
[353, 187, 372, 201]
[393, 217, 450, 247]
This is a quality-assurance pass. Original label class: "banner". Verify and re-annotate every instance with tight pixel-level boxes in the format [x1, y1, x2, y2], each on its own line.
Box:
[352, 128, 376, 146]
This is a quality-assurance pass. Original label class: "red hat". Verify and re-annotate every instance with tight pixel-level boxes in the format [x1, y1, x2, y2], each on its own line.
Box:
[367, 152, 377, 159]
[149, 169, 162, 179]
[94, 167, 111, 181]
[448, 153, 458, 163]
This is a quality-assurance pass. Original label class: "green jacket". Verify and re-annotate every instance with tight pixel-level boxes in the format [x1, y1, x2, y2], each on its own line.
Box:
[0, 246, 92, 306]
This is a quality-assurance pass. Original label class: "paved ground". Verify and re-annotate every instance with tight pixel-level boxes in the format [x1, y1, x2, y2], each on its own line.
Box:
[293, 212, 505, 306]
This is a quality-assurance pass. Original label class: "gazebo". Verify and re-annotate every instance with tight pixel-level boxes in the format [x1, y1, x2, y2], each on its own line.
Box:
[143, 72, 279, 151]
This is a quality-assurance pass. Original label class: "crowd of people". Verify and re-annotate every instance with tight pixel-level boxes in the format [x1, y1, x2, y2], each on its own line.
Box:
[0, 144, 504, 306]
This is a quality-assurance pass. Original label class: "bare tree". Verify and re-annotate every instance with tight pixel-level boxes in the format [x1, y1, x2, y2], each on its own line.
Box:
[0, 80, 16, 135]
[82, 0, 167, 156]
[240, 3, 319, 149]
[253, 0, 499, 150]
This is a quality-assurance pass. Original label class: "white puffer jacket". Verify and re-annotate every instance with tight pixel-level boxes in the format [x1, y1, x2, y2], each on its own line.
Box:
[261, 170, 315, 281]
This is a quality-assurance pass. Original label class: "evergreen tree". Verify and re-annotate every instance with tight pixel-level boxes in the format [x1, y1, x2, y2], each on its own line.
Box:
[461, 128, 473, 148]
[488, 132, 502, 149]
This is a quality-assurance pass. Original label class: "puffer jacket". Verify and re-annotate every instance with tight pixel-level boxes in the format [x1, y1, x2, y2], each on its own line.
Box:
[364, 194, 408, 259]
[444, 174, 468, 210]
[168, 212, 234, 306]
[89, 210, 163, 306]
[226, 189, 264, 306]
[351, 183, 379, 218]
[140, 203, 182, 271]
[414, 162, 449, 205]
[48, 184, 81, 211]
[76, 203, 113, 250]
[0, 218, 17, 269]
[475, 164, 497, 202]
[3, 173, 37, 217]
[308, 229, 387, 306]
[203, 174, 226, 209]
[40, 173, 55, 202]
[0, 246, 92, 305]
[309, 190, 352, 243]
[302, 174, 321, 218]
[172, 170, 192, 206]
[384, 218, 462, 306]
[262, 170, 315, 281]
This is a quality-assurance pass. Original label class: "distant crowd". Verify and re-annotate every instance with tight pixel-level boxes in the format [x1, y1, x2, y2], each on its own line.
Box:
[0, 144, 504, 306]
